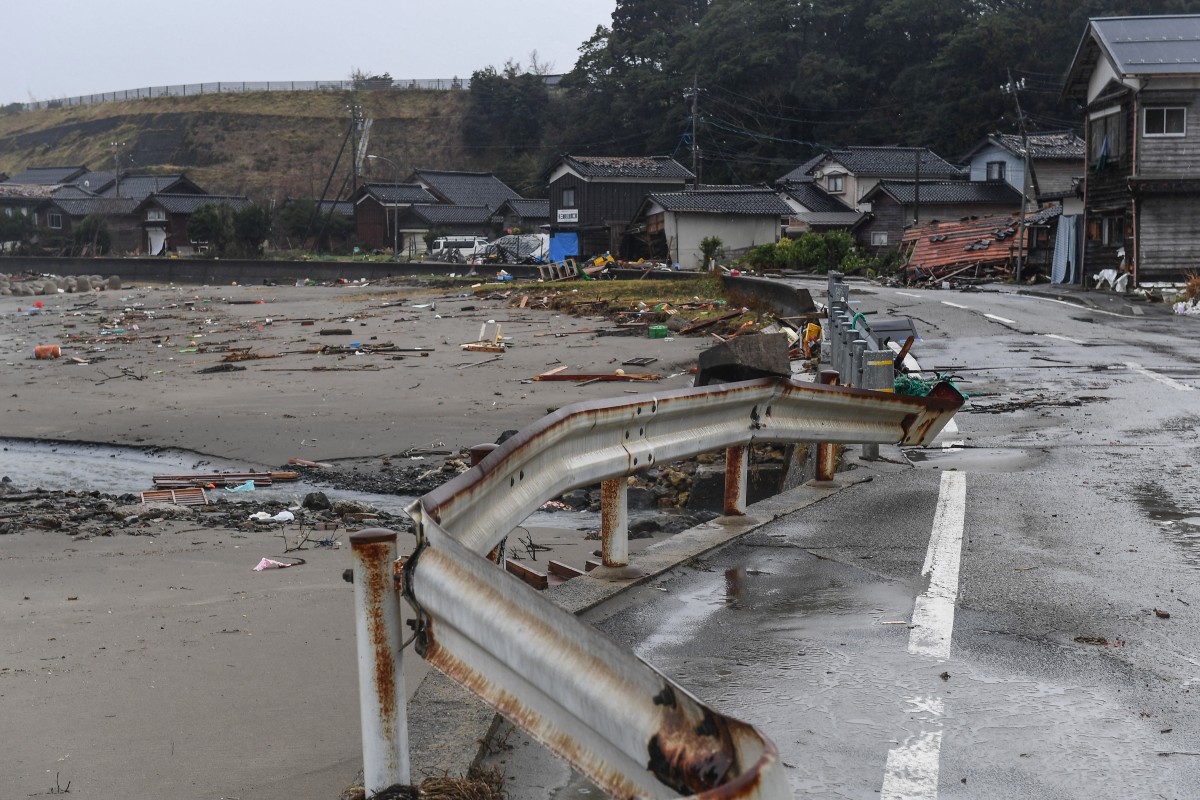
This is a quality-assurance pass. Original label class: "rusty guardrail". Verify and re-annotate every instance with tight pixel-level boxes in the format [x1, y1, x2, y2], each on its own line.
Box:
[355, 376, 964, 798]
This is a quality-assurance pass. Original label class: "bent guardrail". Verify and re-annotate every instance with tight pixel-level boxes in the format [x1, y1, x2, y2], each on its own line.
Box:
[354, 376, 965, 798]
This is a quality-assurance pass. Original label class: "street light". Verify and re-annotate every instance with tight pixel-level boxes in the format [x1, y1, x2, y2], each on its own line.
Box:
[366, 154, 400, 260]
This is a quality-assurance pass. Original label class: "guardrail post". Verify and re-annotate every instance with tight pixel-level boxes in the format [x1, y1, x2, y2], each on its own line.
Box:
[851, 339, 867, 388]
[724, 445, 748, 515]
[350, 529, 410, 795]
[815, 370, 840, 482]
[600, 477, 629, 567]
[860, 349, 895, 461]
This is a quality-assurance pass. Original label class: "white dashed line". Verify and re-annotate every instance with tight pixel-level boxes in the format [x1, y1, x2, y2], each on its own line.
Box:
[1025, 295, 1134, 319]
[1044, 333, 1085, 345]
[984, 313, 1016, 324]
[881, 472, 966, 798]
[1126, 362, 1195, 392]
[941, 301, 969, 309]
[896, 291, 922, 298]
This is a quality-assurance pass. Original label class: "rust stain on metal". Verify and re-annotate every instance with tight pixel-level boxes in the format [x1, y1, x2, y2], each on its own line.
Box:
[646, 685, 738, 794]
[600, 478, 623, 566]
[359, 541, 398, 737]
[724, 445, 746, 516]
[424, 639, 648, 799]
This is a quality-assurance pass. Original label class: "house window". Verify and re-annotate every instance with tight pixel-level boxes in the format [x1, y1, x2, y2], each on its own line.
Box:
[561, 187, 576, 208]
[870, 231, 888, 247]
[827, 174, 845, 193]
[1103, 216, 1126, 246]
[147, 207, 166, 222]
[3, 207, 12, 217]
[986, 161, 1007, 181]
[1089, 110, 1124, 167]
[48, 213, 63, 229]
[1144, 107, 1186, 137]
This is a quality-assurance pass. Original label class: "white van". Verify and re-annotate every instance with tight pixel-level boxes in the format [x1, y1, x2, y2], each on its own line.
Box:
[429, 236, 489, 261]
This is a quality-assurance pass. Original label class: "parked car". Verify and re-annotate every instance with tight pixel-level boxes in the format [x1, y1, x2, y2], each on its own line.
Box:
[429, 236, 489, 262]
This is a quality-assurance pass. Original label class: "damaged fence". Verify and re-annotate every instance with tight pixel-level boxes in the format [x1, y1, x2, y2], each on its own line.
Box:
[353, 376, 964, 798]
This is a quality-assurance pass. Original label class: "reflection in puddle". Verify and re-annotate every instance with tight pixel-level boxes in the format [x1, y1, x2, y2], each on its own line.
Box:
[1132, 480, 1200, 566]
[904, 446, 1046, 472]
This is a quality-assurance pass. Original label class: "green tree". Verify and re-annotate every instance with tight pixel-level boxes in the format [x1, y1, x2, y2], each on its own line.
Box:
[72, 214, 112, 256]
[0, 210, 37, 253]
[465, 61, 551, 158]
[232, 204, 271, 256]
[187, 203, 233, 256]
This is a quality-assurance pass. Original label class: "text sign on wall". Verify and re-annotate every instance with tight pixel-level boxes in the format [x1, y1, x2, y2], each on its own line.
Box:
[557, 209, 579, 224]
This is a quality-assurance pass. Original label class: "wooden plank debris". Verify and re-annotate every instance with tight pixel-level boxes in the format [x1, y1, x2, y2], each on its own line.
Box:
[505, 559, 549, 590]
[140, 487, 209, 506]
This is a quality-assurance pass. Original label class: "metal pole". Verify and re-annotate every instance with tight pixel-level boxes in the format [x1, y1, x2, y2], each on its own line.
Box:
[724, 445, 748, 515]
[600, 477, 629, 567]
[350, 529, 410, 794]
[815, 370, 840, 482]
[367, 154, 401, 261]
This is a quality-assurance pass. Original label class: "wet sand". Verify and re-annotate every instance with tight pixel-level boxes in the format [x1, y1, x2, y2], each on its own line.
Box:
[0, 279, 700, 799]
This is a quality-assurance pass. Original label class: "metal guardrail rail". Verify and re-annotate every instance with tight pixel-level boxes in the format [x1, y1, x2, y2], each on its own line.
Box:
[353, 376, 964, 798]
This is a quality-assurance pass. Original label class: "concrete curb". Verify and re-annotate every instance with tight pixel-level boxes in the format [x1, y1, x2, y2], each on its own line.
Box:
[402, 462, 883, 781]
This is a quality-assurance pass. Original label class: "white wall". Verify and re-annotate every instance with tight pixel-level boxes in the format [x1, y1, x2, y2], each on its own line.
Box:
[666, 213, 780, 268]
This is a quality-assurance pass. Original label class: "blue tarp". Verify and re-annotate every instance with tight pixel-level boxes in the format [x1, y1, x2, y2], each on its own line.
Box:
[549, 232, 579, 262]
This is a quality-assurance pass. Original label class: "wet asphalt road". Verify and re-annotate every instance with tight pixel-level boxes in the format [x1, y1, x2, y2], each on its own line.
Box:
[487, 282, 1200, 799]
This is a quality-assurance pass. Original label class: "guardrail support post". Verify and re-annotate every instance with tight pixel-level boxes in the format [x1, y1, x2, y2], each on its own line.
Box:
[350, 529, 410, 795]
[724, 445, 748, 515]
[860, 349, 896, 461]
[815, 370, 840, 482]
[600, 477, 629, 567]
[851, 339, 867, 388]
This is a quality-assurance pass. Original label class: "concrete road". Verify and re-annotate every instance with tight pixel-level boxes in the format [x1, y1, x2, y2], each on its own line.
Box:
[484, 281, 1200, 798]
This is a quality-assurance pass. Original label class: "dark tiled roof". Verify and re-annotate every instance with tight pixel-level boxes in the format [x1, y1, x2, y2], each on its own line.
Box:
[994, 132, 1085, 161]
[499, 198, 550, 218]
[46, 197, 139, 217]
[777, 154, 826, 184]
[3, 165, 89, 185]
[361, 182, 438, 205]
[794, 211, 867, 228]
[779, 181, 853, 212]
[71, 171, 116, 193]
[814, 147, 961, 178]
[51, 186, 97, 199]
[148, 194, 252, 214]
[408, 204, 494, 225]
[866, 180, 1021, 205]
[1091, 15, 1200, 75]
[101, 175, 198, 201]
[563, 155, 694, 180]
[317, 200, 355, 218]
[647, 188, 793, 215]
[408, 170, 520, 210]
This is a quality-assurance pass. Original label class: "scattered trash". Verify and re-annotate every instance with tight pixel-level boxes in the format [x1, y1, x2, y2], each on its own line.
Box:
[226, 480, 256, 492]
[253, 556, 305, 571]
[32, 345, 61, 360]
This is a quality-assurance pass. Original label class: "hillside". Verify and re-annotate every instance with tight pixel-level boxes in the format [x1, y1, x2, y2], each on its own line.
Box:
[0, 89, 486, 203]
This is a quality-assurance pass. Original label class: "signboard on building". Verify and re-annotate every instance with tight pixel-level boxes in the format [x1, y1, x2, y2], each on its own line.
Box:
[556, 209, 579, 224]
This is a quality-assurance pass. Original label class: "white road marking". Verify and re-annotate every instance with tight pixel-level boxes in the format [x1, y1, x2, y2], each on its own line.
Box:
[984, 313, 1016, 324]
[909, 471, 967, 659]
[881, 699, 945, 800]
[1044, 333, 1085, 345]
[941, 301, 969, 309]
[1126, 362, 1195, 392]
[1024, 294, 1134, 319]
[881, 472, 966, 798]
[896, 291, 922, 298]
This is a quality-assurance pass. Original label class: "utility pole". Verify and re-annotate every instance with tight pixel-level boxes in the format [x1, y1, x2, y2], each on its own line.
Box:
[683, 84, 701, 188]
[110, 141, 125, 196]
[1002, 70, 1031, 283]
[913, 147, 921, 226]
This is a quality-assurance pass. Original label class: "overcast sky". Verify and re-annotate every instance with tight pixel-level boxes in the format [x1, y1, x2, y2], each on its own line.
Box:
[0, 0, 617, 105]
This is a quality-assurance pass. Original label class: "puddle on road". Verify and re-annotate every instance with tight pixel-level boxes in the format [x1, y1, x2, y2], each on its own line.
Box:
[1131, 480, 1200, 566]
[903, 446, 1047, 472]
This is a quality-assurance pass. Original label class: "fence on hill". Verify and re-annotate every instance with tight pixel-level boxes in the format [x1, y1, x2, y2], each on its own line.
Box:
[16, 78, 469, 112]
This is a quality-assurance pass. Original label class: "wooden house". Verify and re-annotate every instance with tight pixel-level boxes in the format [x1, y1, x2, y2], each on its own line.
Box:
[495, 198, 549, 234]
[546, 155, 693, 258]
[1063, 14, 1200, 283]
[352, 182, 438, 251]
[135, 193, 251, 255]
[627, 187, 792, 267]
[793, 147, 963, 212]
[961, 132, 1085, 202]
